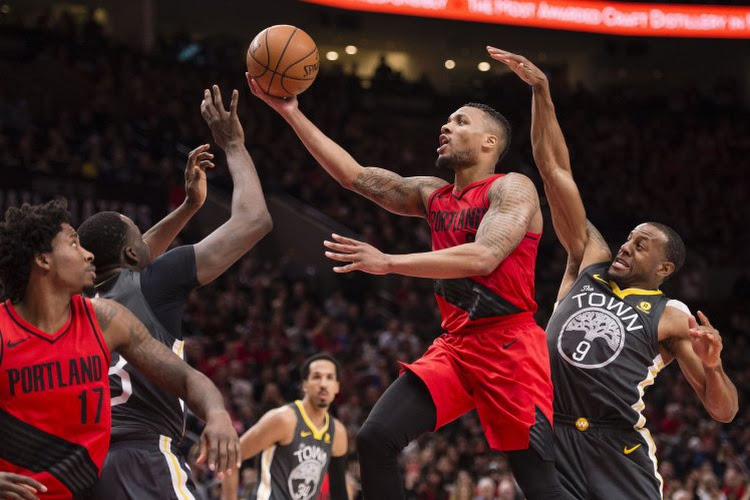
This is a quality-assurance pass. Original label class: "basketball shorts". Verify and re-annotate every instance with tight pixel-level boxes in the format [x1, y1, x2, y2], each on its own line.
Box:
[400, 313, 554, 451]
[91, 436, 197, 500]
[553, 415, 662, 500]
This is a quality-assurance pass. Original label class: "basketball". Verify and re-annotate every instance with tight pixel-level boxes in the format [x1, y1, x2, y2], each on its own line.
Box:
[246, 25, 319, 98]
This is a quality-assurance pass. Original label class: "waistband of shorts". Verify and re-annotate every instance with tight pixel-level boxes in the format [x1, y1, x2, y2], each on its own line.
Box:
[109, 433, 182, 450]
[453, 311, 537, 332]
[554, 413, 634, 432]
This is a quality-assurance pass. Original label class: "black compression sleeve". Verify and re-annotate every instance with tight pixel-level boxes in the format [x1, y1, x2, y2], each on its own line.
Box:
[328, 455, 348, 500]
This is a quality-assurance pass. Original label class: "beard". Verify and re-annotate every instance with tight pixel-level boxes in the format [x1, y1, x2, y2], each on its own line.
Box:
[435, 148, 476, 171]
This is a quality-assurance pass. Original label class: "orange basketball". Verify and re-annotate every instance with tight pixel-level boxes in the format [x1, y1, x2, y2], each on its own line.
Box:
[246, 25, 319, 98]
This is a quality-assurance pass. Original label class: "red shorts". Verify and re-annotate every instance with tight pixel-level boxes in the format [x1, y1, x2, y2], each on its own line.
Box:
[400, 312, 553, 451]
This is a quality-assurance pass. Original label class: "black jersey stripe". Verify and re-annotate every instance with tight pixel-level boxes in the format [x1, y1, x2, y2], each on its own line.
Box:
[0, 408, 99, 495]
[434, 278, 524, 320]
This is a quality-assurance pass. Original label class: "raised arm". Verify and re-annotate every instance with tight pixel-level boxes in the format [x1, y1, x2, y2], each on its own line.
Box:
[193, 85, 273, 285]
[221, 407, 295, 500]
[141, 144, 215, 259]
[248, 77, 446, 218]
[659, 309, 738, 423]
[93, 297, 240, 474]
[324, 173, 539, 278]
[488, 47, 611, 272]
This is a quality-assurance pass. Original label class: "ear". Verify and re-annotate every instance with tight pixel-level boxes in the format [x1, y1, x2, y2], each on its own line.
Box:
[123, 245, 139, 266]
[483, 134, 498, 151]
[656, 261, 675, 280]
[34, 252, 52, 271]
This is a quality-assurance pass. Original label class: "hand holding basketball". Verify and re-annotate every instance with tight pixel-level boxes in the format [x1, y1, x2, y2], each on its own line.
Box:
[246, 25, 319, 99]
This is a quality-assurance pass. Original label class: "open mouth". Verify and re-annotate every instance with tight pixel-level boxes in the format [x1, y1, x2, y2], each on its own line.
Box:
[611, 256, 629, 271]
[437, 134, 449, 154]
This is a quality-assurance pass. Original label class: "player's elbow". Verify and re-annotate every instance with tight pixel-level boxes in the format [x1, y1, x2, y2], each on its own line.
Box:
[471, 245, 500, 276]
[711, 403, 738, 423]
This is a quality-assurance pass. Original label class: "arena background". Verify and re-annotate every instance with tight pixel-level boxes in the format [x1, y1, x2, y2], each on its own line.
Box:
[1, 0, 748, 498]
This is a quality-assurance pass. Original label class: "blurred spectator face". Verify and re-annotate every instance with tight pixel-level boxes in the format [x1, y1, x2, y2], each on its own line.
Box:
[497, 476, 515, 500]
[476, 476, 496, 500]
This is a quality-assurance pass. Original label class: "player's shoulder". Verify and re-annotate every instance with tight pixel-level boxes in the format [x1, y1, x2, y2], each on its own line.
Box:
[266, 404, 298, 426]
[658, 300, 692, 340]
[489, 171, 536, 196]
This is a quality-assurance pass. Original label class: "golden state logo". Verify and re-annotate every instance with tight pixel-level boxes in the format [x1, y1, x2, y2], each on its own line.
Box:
[558, 307, 626, 369]
[637, 301, 652, 313]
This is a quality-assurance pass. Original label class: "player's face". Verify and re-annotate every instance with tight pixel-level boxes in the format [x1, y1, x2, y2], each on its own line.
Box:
[435, 107, 487, 171]
[608, 224, 671, 288]
[302, 360, 340, 409]
[121, 215, 151, 269]
[45, 223, 96, 293]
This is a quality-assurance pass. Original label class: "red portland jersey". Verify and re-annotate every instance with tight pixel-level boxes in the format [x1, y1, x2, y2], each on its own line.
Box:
[427, 174, 540, 333]
[0, 295, 111, 499]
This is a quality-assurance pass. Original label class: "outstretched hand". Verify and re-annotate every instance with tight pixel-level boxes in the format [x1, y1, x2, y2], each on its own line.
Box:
[201, 85, 244, 150]
[246, 74, 298, 117]
[688, 311, 723, 368]
[184, 144, 215, 208]
[324, 233, 391, 275]
[487, 47, 548, 88]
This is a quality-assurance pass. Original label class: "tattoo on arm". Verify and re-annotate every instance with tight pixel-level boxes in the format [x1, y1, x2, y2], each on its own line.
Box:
[93, 300, 118, 332]
[352, 168, 445, 216]
[475, 174, 539, 260]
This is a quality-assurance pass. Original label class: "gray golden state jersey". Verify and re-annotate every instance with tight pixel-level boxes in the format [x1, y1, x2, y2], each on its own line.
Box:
[97, 270, 185, 442]
[253, 401, 335, 500]
[546, 262, 670, 429]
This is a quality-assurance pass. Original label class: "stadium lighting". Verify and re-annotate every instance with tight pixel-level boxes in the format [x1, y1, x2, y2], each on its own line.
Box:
[326, 51, 340, 61]
[478, 62, 491, 72]
[444, 59, 456, 70]
[345, 45, 358, 55]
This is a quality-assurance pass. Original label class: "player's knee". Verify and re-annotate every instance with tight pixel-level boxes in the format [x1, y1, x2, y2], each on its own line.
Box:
[356, 420, 395, 458]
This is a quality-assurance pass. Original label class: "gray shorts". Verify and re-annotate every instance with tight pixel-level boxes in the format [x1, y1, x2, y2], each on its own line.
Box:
[91, 436, 197, 500]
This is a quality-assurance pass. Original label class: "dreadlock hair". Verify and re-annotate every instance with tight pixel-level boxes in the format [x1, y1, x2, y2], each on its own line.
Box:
[78, 211, 129, 271]
[464, 102, 512, 163]
[646, 222, 686, 278]
[301, 353, 342, 381]
[0, 200, 71, 303]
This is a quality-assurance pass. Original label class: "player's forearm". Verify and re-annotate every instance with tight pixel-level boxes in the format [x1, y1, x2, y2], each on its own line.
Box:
[225, 143, 273, 239]
[702, 362, 738, 423]
[531, 84, 572, 178]
[387, 243, 499, 279]
[220, 466, 239, 500]
[142, 201, 201, 260]
[283, 108, 364, 189]
[183, 369, 232, 422]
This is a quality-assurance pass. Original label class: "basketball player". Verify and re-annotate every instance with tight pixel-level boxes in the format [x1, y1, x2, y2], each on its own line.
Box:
[0, 200, 239, 500]
[76, 85, 272, 500]
[488, 47, 738, 499]
[222, 353, 348, 500]
[248, 78, 566, 499]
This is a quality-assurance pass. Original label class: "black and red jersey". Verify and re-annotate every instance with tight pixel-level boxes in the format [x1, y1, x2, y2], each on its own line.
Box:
[0, 295, 111, 499]
[427, 174, 540, 333]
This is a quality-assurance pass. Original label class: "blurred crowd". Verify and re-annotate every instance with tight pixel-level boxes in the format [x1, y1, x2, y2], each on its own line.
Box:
[0, 15, 748, 500]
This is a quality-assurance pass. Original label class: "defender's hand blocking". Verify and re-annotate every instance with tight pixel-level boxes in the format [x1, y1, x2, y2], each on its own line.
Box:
[487, 47, 548, 88]
[184, 144, 215, 208]
[201, 85, 244, 149]
[247, 75, 299, 116]
[0, 472, 47, 500]
[324, 233, 391, 275]
[196, 410, 241, 477]
[688, 311, 723, 369]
